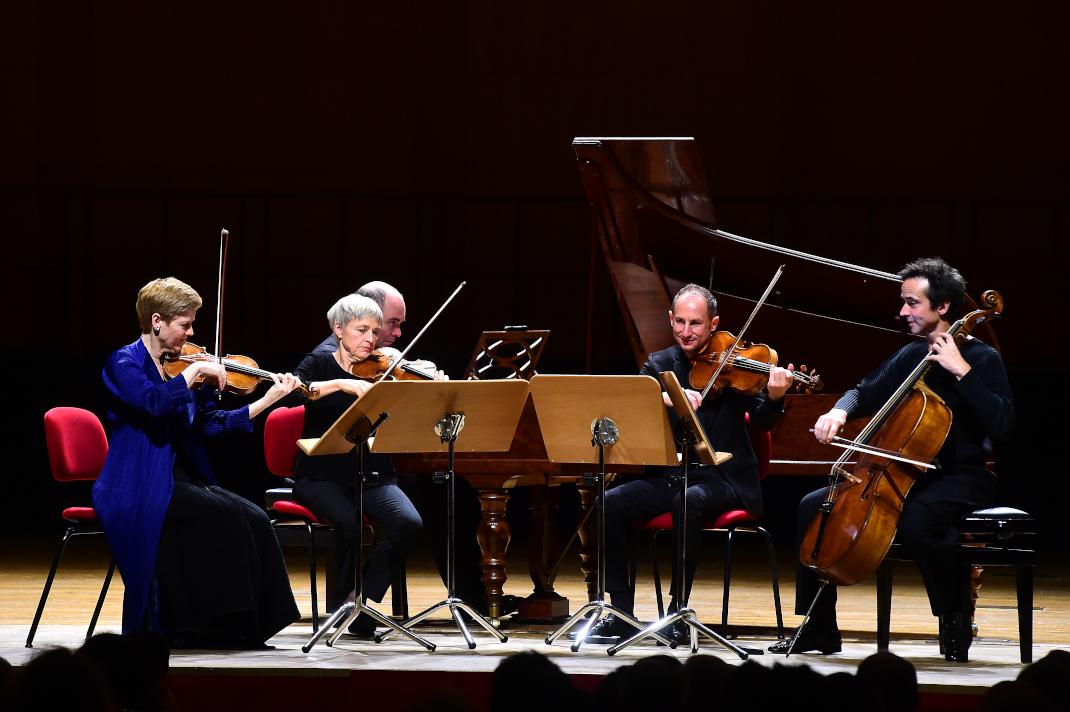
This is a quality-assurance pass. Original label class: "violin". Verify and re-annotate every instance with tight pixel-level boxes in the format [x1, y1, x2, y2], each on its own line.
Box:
[689, 331, 822, 396]
[163, 342, 317, 398]
[349, 347, 439, 383]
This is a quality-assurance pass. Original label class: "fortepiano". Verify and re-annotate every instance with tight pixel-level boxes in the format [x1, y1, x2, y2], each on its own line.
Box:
[392, 396, 638, 620]
[573, 136, 1000, 475]
[395, 138, 1004, 623]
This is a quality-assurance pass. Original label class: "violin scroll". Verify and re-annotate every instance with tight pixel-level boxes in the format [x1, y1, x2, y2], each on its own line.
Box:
[791, 365, 824, 394]
[950, 289, 1003, 347]
[978, 289, 1003, 315]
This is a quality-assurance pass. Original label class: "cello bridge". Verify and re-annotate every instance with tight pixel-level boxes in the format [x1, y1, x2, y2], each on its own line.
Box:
[832, 466, 861, 485]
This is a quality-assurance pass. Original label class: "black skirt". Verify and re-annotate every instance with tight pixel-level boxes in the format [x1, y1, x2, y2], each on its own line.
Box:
[154, 467, 299, 648]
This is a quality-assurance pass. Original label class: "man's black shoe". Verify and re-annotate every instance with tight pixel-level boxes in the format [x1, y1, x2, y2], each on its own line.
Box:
[768, 628, 842, 654]
[462, 593, 519, 618]
[500, 594, 521, 617]
[654, 618, 689, 647]
[567, 614, 634, 643]
[346, 613, 377, 639]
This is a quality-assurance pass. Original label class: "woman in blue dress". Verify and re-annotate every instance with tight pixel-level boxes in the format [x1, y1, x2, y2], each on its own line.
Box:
[93, 277, 301, 648]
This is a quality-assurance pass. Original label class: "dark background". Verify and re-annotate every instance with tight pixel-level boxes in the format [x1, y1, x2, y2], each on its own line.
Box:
[2, 2, 1066, 548]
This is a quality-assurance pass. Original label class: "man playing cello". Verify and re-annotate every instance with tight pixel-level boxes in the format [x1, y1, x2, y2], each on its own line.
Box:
[770, 257, 1014, 662]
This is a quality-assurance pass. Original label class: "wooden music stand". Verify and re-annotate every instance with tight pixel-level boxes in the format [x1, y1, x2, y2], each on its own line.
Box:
[463, 329, 549, 380]
[661, 371, 733, 468]
[608, 371, 748, 658]
[298, 381, 437, 653]
[532, 374, 682, 651]
[367, 379, 530, 649]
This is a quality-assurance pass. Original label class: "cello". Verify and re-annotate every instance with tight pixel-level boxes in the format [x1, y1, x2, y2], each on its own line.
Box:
[799, 289, 1004, 589]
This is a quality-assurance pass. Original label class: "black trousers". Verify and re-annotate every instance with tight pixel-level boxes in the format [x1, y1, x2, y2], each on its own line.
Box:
[793, 468, 997, 631]
[603, 468, 741, 615]
[399, 472, 488, 609]
[156, 476, 299, 646]
[293, 476, 422, 608]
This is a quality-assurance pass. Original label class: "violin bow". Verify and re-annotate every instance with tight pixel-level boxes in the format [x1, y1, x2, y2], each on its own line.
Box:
[699, 264, 785, 401]
[378, 281, 466, 381]
[214, 228, 230, 400]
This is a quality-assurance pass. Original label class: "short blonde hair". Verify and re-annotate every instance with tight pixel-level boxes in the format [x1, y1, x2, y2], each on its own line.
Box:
[136, 277, 203, 333]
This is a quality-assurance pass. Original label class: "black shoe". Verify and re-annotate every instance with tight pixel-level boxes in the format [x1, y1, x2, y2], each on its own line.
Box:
[568, 614, 634, 642]
[500, 594, 521, 616]
[346, 613, 377, 639]
[940, 613, 971, 663]
[768, 627, 842, 654]
[654, 618, 690, 647]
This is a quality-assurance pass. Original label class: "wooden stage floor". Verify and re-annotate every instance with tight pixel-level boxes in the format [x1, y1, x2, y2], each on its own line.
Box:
[2, 533, 1067, 698]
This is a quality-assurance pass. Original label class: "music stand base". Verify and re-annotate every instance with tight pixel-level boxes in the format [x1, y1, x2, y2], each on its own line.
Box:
[301, 599, 435, 653]
[375, 597, 507, 649]
[607, 607, 749, 658]
[545, 600, 675, 652]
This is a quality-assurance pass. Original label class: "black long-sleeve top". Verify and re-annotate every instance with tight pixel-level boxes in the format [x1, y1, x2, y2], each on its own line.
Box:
[835, 337, 1014, 475]
[640, 344, 786, 516]
[292, 350, 395, 485]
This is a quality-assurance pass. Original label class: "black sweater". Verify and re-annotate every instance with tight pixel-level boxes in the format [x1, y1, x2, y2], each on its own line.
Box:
[292, 350, 395, 484]
[834, 337, 1014, 475]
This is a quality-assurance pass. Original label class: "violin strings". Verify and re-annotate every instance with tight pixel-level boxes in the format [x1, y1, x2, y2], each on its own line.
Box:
[715, 354, 814, 383]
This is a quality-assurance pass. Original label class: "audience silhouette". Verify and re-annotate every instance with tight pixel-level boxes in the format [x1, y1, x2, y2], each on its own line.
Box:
[3, 636, 1068, 712]
[2, 632, 176, 712]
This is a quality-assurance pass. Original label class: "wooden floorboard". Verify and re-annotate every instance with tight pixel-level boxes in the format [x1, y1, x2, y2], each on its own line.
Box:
[2, 532, 1066, 691]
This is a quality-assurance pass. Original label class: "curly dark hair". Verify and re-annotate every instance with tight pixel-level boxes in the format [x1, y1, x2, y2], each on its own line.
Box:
[897, 257, 967, 320]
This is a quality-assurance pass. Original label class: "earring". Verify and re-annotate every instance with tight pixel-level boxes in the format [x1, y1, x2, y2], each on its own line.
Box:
[153, 326, 161, 336]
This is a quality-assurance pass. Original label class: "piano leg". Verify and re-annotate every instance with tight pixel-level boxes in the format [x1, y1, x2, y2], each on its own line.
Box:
[475, 488, 511, 620]
[519, 485, 569, 620]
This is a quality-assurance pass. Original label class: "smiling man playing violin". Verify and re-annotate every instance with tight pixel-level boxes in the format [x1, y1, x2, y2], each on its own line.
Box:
[93, 277, 302, 649]
[771, 257, 1014, 662]
[586, 283, 794, 644]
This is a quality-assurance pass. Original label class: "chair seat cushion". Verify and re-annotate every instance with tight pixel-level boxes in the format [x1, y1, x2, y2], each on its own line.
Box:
[270, 500, 371, 527]
[265, 487, 293, 508]
[62, 506, 97, 523]
[960, 507, 1035, 536]
[639, 509, 758, 531]
[965, 507, 1032, 520]
[710, 509, 758, 529]
[639, 512, 674, 530]
[271, 500, 324, 524]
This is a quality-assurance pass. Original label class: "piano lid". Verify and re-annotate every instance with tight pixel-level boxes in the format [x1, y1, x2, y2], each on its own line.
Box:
[574, 137, 905, 334]
[575, 136, 998, 394]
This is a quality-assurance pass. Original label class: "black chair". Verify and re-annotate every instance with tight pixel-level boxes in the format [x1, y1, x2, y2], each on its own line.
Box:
[876, 506, 1036, 662]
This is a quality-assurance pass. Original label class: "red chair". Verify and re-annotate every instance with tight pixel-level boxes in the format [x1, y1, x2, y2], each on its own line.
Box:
[638, 413, 784, 639]
[264, 405, 331, 632]
[263, 406, 408, 632]
[26, 407, 117, 648]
